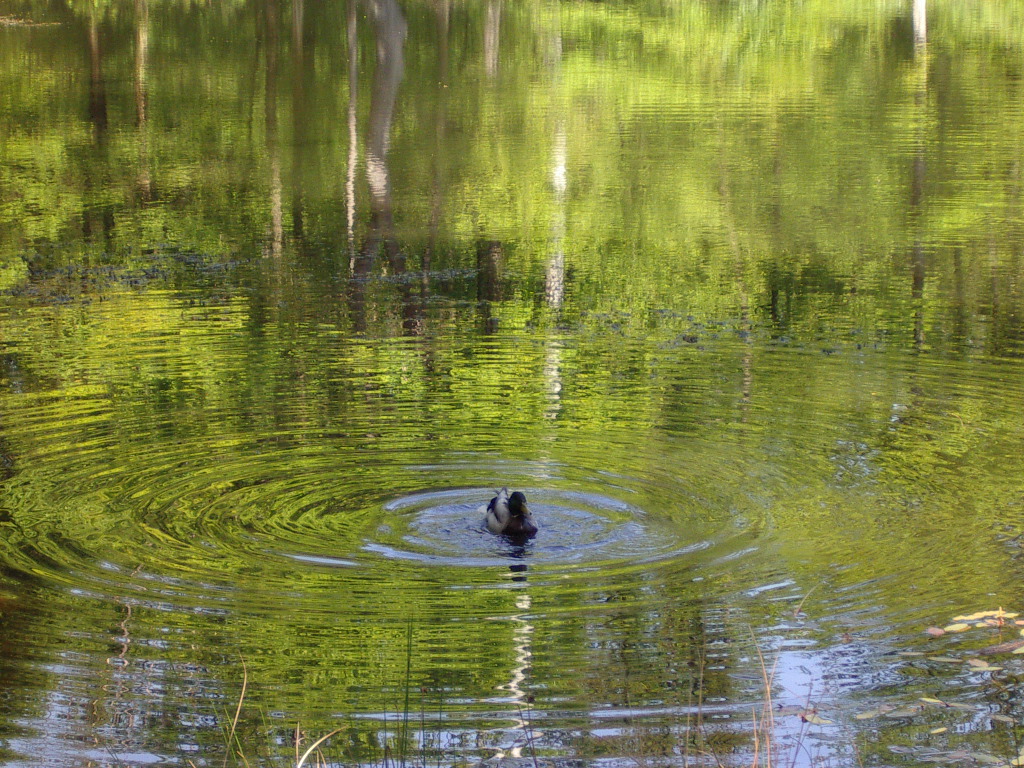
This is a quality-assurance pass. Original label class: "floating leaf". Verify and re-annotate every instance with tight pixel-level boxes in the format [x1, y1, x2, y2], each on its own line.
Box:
[972, 753, 1008, 766]
[944, 751, 972, 761]
[855, 706, 895, 720]
[920, 698, 979, 711]
[929, 727, 948, 735]
[774, 705, 804, 716]
[991, 715, 1016, 724]
[980, 640, 1024, 655]
[885, 707, 921, 718]
[801, 712, 833, 725]
[967, 658, 989, 667]
[900, 651, 927, 657]
[889, 746, 917, 755]
[966, 658, 1003, 672]
[943, 623, 972, 633]
[953, 610, 1018, 621]
[928, 656, 963, 663]
[926, 627, 946, 637]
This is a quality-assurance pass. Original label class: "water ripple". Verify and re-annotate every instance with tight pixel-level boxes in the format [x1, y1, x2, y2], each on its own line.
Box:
[355, 487, 709, 570]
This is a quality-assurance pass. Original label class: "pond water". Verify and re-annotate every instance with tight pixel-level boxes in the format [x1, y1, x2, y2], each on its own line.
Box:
[2, 0, 1024, 766]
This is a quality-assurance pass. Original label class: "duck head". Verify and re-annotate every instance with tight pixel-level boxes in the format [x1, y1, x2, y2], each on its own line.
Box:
[504, 491, 537, 538]
[508, 491, 529, 517]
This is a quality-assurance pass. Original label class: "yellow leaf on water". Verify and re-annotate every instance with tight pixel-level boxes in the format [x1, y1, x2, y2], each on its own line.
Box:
[926, 626, 946, 637]
[855, 706, 894, 720]
[774, 705, 804, 716]
[991, 715, 1016, 724]
[920, 697, 948, 706]
[966, 657, 1003, 670]
[1014, 646, 1024, 654]
[943, 623, 972, 633]
[929, 727, 947, 735]
[928, 656, 962, 663]
[953, 610, 1020, 621]
[945, 751, 973, 761]
[885, 707, 921, 718]
[801, 712, 833, 725]
[973, 752, 1009, 766]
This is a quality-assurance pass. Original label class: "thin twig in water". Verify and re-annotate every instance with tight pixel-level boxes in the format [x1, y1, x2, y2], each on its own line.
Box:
[517, 700, 540, 768]
[750, 708, 760, 768]
[104, 746, 127, 768]
[436, 687, 444, 768]
[382, 701, 390, 768]
[792, 586, 818, 619]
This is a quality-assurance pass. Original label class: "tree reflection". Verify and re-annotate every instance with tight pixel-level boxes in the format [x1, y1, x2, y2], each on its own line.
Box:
[910, 0, 927, 350]
[349, 0, 413, 332]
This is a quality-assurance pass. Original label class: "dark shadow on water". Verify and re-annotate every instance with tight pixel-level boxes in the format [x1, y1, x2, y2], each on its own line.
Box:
[508, 562, 529, 582]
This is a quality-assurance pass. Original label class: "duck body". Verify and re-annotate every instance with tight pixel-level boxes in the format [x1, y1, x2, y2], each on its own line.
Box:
[481, 488, 537, 538]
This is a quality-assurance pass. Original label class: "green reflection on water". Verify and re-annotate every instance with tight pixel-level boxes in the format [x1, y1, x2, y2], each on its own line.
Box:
[2, 0, 1024, 765]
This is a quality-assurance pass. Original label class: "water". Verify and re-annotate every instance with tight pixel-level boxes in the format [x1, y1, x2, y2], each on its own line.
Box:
[2, 0, 1024, 766]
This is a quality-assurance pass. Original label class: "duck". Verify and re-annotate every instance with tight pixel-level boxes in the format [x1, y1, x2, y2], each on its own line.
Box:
[481, 488, 538, 538]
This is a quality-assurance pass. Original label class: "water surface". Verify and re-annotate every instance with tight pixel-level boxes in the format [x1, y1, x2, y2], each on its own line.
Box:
[2, 0, 1024, 766]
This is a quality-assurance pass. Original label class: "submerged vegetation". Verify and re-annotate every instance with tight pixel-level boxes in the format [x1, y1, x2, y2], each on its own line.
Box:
[160, 609, 1024, 768]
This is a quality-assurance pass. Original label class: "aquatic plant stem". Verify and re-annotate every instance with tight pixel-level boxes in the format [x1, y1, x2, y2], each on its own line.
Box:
[420, 690, 426, 768]
[401, 621, 413, 768]
[695, 649, 725, 768]
[792, 586, 818, 620]
[750, 628, 780, 768]
[223, 656, 248, 768]
[296, 729, 343, 768]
